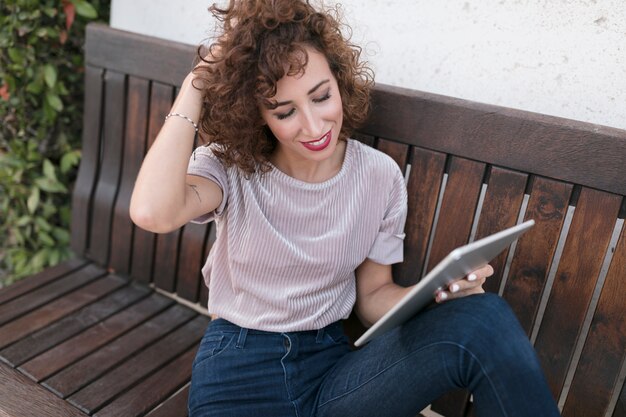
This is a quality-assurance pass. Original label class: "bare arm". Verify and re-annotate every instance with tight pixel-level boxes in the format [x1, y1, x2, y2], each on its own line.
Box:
[355, 259, 494, 327]
[129, 72, 222, 233]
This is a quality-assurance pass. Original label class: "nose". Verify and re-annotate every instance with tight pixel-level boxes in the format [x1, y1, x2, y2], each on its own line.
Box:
[299, 105, 324, 138]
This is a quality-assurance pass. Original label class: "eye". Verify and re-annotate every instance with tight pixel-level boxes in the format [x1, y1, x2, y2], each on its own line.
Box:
[276, 108, 295, 120]
[312, 92, 331, 103]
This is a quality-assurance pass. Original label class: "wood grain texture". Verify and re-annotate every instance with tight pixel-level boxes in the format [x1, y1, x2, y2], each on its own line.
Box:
[362, 84, 626, 196]
[561, 223, 626, 417]
[394, 147, 446, 287]
[176, 222, 210, 302]
[0, 362, 87, 417]
[376, 138, 409, 170]
[43, 304, 197, 398]
[88, 70, 126, 265]
[69, 316, 207, 414]
[0, 258, 87, 305]
[1, 283, 149, 367]
[19, 292, 173, 382]
[70, 66, 103, 256]
[502, 177, 573, 335]
[533, 188, 622, 400]
[94, 347, 198, 417]
[472, 167, 527, 293]
[426, 157, 486, 270]
[109, 76, 150, 275]
[144, 385, 190, 417]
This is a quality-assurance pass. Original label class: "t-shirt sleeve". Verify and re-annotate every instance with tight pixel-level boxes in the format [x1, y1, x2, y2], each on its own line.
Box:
[367, 165, 408, 264]
[186, 145, 228, 223]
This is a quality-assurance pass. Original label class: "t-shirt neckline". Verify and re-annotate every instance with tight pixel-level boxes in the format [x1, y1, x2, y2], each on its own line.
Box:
[267, 139, 354, 189]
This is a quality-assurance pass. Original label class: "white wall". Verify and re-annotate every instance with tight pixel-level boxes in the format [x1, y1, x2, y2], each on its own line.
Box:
[110, 0, 626, 131]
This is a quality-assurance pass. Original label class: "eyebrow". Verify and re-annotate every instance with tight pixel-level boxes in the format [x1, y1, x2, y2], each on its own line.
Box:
[273, 79, 330, 108]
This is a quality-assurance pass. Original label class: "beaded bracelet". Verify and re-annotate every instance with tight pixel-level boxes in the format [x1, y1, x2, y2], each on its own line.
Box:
[165, 112, 199, 132]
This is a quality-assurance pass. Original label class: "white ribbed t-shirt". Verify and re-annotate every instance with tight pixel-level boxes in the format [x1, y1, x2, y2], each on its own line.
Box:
[187, 139, 407, 332]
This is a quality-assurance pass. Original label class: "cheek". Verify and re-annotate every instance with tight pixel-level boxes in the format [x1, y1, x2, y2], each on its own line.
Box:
[266, 120, 296, 143]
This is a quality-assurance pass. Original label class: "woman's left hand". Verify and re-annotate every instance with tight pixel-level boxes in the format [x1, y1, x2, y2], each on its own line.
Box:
[435, 264, 494, 303]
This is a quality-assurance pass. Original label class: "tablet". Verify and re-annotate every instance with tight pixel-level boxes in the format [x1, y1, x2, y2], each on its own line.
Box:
[354, 219, 535, 347]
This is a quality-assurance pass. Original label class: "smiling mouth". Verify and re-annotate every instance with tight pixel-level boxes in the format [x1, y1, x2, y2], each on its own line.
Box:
[302, 130, 332, 151]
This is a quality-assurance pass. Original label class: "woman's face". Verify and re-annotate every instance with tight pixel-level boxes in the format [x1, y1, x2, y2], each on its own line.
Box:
[260, 47, 344, 166]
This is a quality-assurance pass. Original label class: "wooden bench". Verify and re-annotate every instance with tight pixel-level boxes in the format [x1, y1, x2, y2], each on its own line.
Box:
[1, 22, 624, 417]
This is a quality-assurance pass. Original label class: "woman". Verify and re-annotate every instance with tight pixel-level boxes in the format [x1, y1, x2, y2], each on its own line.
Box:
[130, 1, 561, 416]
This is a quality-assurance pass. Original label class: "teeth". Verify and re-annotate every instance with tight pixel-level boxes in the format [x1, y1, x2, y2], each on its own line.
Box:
[308, 133, 328, 146]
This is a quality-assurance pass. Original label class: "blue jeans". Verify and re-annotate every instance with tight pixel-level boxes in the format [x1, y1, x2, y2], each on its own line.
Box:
[188, 293, 560, 417]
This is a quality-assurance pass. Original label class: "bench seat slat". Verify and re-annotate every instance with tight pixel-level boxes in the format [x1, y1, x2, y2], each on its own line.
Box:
[19, 292, 174, 382]
[534, 187, 623, 400]
[110, 76, 151, 275]
[144, 385, 190, 417]
[562, 223, 626, 416]
[0, 263, 105, 327]
[0, 268, 118, 350]
[68, 315, 207, 414]
[43, 303, 197, 398]
[94, 347, 198, 417]
[0, 258, 88, 305]
[1, 283, 150, 367]
[395, 146, 446, 287]
[473, 167, 528, 293]
[502, 177, 573, 335]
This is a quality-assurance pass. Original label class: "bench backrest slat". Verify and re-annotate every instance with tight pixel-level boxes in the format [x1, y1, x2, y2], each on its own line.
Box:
[88, 70, 126, 265]
[394, 147, 447, 287]
[71, 66, 104, 256]
[563, 224, 626, 415]
[534, 187, 622, 399]
[473, 166, 527, 293]
[501, 177, 573, 336]
[426, 157, 486, 270]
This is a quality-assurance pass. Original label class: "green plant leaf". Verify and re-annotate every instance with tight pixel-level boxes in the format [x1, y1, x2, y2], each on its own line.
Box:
[45, 92, 63, 112]
[44, 64, 57, 88]
[27, 187, 40, 214]
[35, 177, 68, 193]
[39, 231, 55, 247]
[73, 0, 98, 19]
[35, 217, 52, 232]
[16, 216, 32, 227]
[8, 48, 24, 65]
[60, 150, 81, 173]
[43, 159, 57, 181]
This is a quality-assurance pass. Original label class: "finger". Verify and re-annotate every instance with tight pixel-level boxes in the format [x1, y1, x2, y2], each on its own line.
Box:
[448, 275, 486, 293]
[437, 286, 485, 303]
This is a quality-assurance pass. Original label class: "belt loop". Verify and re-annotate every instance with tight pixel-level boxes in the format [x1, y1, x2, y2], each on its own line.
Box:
[315, 328, 325, 343]
[236, 327, 248, 349]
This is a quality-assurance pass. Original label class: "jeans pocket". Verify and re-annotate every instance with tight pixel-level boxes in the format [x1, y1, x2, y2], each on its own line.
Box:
[325, 326, 349, 346]
[193, 333, 233, 368]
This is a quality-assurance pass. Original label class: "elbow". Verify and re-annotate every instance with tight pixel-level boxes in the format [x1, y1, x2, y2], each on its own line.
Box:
[129, 203, 177, 234]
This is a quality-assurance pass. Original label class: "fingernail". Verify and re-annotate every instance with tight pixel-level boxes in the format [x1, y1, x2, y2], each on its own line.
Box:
[468, 274, 477, 282]
[439, 292, 448, 301]
[450, 284, 460, 293]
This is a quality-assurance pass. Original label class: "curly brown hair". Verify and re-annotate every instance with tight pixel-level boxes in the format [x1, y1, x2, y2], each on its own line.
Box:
[192, 0, 374, 176]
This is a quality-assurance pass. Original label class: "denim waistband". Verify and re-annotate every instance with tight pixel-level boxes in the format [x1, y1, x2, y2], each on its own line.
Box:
[207, 317, 344, 343]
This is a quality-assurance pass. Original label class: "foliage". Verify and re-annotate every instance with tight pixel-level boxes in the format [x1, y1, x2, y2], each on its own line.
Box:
[0, 0, 110, 286]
